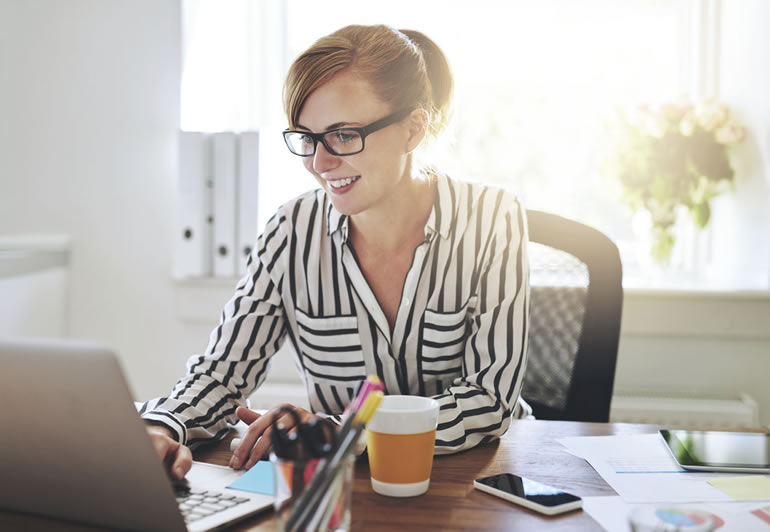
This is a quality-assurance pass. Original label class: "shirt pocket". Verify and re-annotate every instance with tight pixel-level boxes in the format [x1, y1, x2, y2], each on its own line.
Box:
[420, 297, 477, 379]
[295, 308, 366, 385]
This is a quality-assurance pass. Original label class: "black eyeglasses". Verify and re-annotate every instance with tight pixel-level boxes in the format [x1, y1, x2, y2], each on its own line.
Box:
[282, 108, 412, 157]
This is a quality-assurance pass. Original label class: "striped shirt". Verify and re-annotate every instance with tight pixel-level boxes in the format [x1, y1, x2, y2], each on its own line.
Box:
[142, 173, 529, 454]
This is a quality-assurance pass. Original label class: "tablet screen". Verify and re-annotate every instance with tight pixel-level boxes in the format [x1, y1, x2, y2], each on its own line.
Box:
[660, 429, 770, 470]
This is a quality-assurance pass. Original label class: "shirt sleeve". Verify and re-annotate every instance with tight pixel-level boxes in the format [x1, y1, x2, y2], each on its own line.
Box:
[140, 212, 289, 448]
[432, 196, 530, 454]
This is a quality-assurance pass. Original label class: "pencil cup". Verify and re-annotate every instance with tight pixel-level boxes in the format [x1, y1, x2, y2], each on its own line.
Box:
[365, 395, 439, 497]
[270, 452, 354, 532]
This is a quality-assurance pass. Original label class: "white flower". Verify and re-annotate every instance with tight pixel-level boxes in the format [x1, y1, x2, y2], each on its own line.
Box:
[663, 101, 692, 122]
[694, 100, 728, 131]
[715, 121, 745, 144]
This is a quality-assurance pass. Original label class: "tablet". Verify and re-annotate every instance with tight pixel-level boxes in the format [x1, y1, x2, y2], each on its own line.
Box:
[660, 429, 770, 473]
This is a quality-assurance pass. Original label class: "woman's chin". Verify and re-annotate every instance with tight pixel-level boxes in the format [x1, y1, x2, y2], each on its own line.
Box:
[327, 196, 365, 217]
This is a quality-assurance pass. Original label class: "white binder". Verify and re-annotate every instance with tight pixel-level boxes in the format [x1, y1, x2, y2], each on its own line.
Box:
[237, 131, 260, 277]
[212, 133, 237, 278]
[176, 132, 212, 278]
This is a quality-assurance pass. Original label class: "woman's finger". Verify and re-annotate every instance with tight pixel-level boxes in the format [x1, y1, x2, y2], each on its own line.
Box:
[244, 406, 300, 468]
[230, 406, 293, 468]
[146, 428, 192, 480]
[170, 443, 193, 480]
[233, 406, 304, 469]
[236, 406, 261, 425]
[244, 409, 327, 468]
[229, 413, 269, 469]
[230, 404, 326, 470]
[243, 425, 275, 469]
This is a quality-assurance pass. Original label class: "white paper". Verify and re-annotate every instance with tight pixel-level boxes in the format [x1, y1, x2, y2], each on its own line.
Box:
[187, 460, 244, 490]
[582, 496, 770, 532]
[558, 434, 737, 503]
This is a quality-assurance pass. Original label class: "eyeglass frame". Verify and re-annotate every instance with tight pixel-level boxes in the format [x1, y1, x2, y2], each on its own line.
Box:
[282, 107, 413, 157]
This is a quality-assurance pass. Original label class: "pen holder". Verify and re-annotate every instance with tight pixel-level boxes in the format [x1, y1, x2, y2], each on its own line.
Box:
[270, 452, 355, 532]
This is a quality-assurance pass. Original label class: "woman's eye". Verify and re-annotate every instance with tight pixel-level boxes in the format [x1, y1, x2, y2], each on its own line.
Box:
[333, 130, 357, 144]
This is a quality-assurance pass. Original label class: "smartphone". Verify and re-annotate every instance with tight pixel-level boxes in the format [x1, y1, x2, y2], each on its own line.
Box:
[474, 473, 583, 516]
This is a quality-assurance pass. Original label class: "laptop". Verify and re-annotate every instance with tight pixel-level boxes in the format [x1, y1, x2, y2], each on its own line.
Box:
[0, 337, 273, 531]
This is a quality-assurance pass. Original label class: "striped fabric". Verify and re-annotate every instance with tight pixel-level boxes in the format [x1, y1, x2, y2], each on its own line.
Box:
[142, 173, 530, 454]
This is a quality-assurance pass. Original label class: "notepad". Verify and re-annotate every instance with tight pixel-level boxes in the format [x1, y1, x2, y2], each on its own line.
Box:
[707, 475, 770, 501]
[227, 460, 275, 496]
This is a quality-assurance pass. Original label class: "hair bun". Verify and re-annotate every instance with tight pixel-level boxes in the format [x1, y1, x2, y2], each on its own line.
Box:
[399, 29, 454, 137]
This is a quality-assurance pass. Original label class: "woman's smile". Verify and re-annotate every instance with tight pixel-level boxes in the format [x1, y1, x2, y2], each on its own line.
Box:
[326, 175, 361, 193]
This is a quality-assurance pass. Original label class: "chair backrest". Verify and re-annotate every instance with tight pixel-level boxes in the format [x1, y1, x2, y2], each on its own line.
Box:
[522, 210, 623, 422]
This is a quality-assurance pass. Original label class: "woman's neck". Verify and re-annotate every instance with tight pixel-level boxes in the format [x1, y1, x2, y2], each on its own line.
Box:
[350, 169, 436, 252]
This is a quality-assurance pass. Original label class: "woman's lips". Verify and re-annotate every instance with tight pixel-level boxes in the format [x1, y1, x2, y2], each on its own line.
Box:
[327, 175, 361, 193]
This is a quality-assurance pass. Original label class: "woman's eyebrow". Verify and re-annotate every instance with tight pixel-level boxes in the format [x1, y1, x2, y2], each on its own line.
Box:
[324, 120, 355, 130]
[295, 120, 360, 132]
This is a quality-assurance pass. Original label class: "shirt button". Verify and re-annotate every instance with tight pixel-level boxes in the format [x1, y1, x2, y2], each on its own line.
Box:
[403, 298, 410, 307]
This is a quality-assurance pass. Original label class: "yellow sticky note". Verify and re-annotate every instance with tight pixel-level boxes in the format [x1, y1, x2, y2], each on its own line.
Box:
[708, 475, 770, 500]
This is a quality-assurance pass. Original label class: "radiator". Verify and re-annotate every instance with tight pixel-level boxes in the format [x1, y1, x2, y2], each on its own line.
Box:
[610, 394, 760, 428]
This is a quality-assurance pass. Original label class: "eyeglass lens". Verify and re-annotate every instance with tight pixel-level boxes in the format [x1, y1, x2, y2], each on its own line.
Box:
[284, 129, 363, 156]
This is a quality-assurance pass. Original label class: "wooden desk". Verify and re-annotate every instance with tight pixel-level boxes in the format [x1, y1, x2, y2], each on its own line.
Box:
[0, 420, 659, 531]
[192, 419, 660, 531]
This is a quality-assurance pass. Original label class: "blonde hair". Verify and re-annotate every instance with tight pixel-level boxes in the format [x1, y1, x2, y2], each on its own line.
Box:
[283, 24, 453, 141]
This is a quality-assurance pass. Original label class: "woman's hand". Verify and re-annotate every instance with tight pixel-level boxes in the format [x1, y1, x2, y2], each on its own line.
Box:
[146, 424, 192, 480]
[229, 404, 320, 470]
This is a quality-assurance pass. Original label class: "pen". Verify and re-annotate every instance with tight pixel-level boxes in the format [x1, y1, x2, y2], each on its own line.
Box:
[346, 375, 384, 415]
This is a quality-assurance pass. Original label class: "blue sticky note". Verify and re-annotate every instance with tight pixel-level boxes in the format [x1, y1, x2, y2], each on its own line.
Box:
[227, 460, 275, 496]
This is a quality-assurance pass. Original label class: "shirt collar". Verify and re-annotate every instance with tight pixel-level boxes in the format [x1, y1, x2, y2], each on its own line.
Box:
[326, 198, 349, 242]
[425, 171, 454, 240]
[324, 171, 458, 242]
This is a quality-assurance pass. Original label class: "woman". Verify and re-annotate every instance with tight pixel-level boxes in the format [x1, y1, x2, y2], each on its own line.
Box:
[143, 24, 529, 480]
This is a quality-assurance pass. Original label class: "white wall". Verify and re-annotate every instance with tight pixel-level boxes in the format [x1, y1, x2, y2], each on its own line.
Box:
[0, 0, 195, 399]
[1, 0, 768, 425]
[614, 290, 770, 425]
[0, 0, 298, 402]
[705, 0, 770, 287]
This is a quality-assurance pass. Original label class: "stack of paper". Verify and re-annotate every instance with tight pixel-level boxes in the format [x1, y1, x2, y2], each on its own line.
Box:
[558, 434, 770, 531]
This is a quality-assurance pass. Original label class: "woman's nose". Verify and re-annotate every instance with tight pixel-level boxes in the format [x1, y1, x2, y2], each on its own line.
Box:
[312, 141, 341, 174]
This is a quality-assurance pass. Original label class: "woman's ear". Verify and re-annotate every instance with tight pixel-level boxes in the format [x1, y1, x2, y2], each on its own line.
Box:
[405, 108, 428, 153]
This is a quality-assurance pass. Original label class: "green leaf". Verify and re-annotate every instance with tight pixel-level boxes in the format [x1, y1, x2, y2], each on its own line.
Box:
[690, 201, 711, 228]
[651, 226, 675, 266]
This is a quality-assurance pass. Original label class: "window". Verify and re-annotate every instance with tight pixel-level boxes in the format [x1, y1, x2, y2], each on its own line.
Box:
[180, 0, 767, 290]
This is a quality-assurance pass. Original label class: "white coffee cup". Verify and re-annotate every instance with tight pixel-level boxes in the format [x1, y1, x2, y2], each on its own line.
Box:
[365, 395, 440, 497]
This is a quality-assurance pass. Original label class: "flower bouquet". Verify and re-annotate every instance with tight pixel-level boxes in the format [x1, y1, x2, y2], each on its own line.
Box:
[604, 99, 745, 264]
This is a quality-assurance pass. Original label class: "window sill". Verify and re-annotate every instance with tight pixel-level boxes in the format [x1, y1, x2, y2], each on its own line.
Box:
[173, 277, 770, 340]
[623, 283, 770, 301]
[621, 288, 770, 340]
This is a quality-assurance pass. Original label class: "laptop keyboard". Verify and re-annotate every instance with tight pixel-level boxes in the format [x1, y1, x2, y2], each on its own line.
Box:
[175, 486, 251, 523]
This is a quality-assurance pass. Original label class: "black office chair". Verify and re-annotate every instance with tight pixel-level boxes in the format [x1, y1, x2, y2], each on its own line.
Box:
[521, 210, 623, 422]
